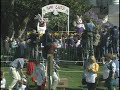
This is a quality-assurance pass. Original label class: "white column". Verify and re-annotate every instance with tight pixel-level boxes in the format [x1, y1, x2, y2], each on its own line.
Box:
[108, 0, 119, 26]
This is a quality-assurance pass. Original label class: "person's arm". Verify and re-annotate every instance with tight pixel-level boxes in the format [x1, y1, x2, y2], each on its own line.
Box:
[101, 57, 105, 64]
[20, 69, 25, 77]
[18, 60, 26, 77]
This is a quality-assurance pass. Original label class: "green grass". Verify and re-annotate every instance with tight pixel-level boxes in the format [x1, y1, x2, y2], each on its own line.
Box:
[1, 64, 119, 90]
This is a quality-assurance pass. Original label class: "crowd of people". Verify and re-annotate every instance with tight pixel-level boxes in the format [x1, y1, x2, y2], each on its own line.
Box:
[1, 14, 119, 90]
[1, 23, 119, 61]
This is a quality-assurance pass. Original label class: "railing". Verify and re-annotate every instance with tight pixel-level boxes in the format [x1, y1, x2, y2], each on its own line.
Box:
[1, 45, 85, 67]
[1, 38, 109, 67]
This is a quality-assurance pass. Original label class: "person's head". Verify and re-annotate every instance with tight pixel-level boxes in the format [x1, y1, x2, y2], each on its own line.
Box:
[113, 26, 118, 29]
[104, 53, 113, 61]
[24, 58, 29, 63]
[6, 36, 9, 40]
[112, 54, 118, 60]
[89, 55, 96, 63]
[35, 60, 40, 65]
[39, 21, 45, 27]
[33, 29, 36, 33]
[85, 18, 91, 23]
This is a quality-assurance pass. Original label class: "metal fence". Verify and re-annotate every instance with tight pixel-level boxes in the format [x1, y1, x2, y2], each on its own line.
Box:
[1, 44, 84, 67]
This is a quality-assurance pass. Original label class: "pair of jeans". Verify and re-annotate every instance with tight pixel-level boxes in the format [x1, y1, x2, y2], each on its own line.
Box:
[105, 78, 116, 90]
[51, 72, 60, 90]
[87, 82, 96, 90]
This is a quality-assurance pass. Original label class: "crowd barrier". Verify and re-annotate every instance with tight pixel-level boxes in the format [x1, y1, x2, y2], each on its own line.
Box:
[1, 41, 104, 67]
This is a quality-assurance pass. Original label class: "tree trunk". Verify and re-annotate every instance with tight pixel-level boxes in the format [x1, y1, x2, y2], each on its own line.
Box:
[8, 0, 15, 37]
[18, 16, 30, 39]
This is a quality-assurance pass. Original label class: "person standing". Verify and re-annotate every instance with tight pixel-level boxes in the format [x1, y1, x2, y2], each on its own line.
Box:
[85, 19, 95, 55]
[51, 60, 60, 90]
[86, 55, 99, 90]
[112, 54, 119, 86]
[29, 60, 46, 90]
[16, 39, 27, 59]
[110, 26, 119, 54]
[3, 36, 11, 61]
[28, 29, 39, 59]
[41, 29, 53, 59]
[8, 57, 28, 90]
[103, 53, 116, 90]
[93, 30, 101, 59]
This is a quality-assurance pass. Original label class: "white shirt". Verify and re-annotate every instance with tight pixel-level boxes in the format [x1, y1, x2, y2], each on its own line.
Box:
[86, 63, 97, 83]
[77, 24, 85, 29]
[103, 62, 110, 79]
[76, 40, 81, 47]
[11, 40, 18, 48]
[17, 85, 26, 90]
[37, 22, 46, 35]
[114, 59, 119, 76]
[103, 60, 116, 79]
[1, 78, 6, 89]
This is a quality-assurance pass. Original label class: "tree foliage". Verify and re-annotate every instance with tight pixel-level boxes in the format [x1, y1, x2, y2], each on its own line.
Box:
[1, 0, 92, 39]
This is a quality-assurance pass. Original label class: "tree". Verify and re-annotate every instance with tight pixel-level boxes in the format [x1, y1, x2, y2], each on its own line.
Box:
[43, 0, 92, 31]
[1, 0, 92, 39]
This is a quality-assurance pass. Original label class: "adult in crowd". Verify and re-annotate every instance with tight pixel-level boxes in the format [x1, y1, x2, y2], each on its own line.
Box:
[93, 30, 101, 60]
[100, 28, 109, 57]
[86, 55, 99, 90]
[85, 18, 95, 55]
[112, 54, 119, 86]
[28, 29, 39, 59]
[102, 53, 116, 90]
[51, 60, 60, 90]
[110, 26, 119, 54]
[15, 39, 27, 59]
[10, 38, 18, 55]
[4, 36, 11, 56]
[41, 29, 53, 59]
[8, 57, 28, 90]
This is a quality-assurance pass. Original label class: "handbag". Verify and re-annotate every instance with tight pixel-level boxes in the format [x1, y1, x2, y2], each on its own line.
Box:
[81, 72, 87, 85]
[82, 78, 87, 85]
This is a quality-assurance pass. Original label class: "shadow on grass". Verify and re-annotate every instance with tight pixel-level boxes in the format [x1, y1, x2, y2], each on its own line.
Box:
[27, 85, 36, 90]
[78, 85, 106, 90]
[65, 88, 82, 90]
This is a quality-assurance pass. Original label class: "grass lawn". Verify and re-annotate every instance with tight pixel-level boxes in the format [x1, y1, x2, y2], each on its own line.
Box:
[1, 64, 119, 90]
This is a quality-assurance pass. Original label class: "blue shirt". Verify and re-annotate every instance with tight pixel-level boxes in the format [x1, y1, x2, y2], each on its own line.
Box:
[10, 58, 25, 69]
[85, 22, 95, 32]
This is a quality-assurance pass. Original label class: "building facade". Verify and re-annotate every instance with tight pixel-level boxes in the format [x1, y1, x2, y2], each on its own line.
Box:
[89, 0, 119, 27]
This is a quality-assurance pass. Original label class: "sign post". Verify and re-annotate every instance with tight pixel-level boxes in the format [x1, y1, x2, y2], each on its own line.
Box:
[47, 54, 53, 90]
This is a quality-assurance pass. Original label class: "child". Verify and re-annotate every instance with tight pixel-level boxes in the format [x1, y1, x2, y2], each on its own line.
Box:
[17, 76, 27, 90]
[1, 71, 6, 90]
